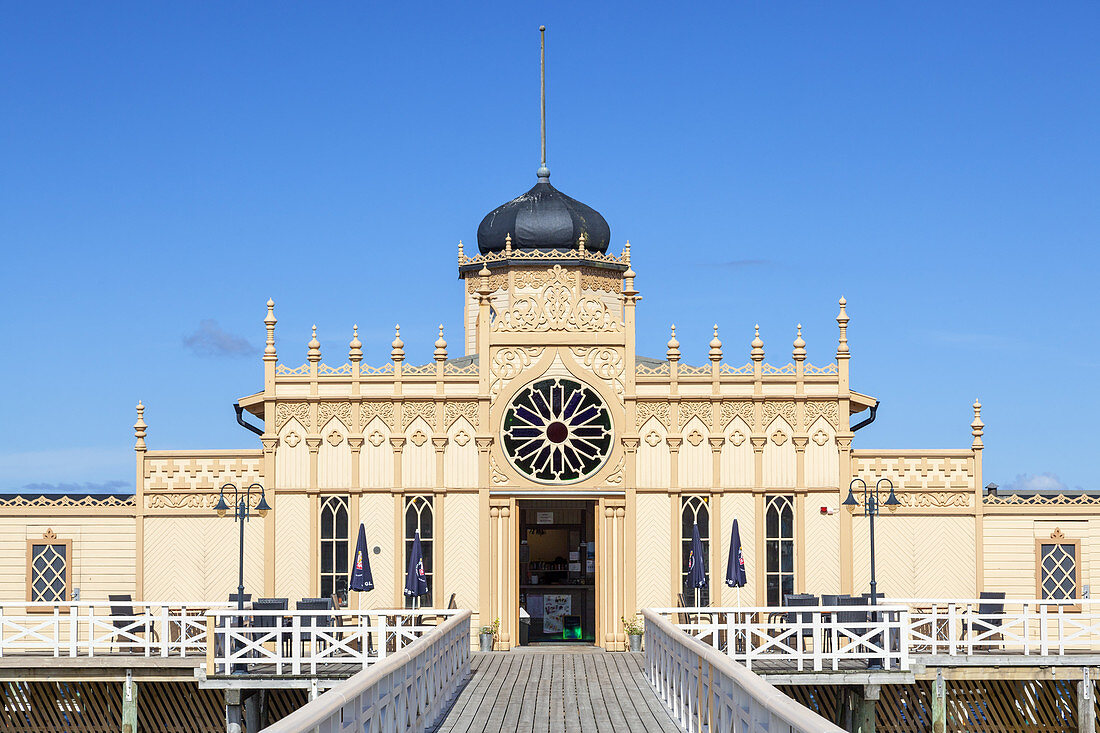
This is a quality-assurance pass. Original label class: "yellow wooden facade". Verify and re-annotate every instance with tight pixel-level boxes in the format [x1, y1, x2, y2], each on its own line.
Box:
[4, 243, 1096, 652]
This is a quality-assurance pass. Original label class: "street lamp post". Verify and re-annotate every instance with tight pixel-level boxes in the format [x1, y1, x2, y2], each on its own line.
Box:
[213, 482, 270, 677]
[214, 482, 271, 612]
[843, 477, 900, 670]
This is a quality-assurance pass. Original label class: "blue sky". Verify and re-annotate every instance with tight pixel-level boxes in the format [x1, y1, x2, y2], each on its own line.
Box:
[1, 2, 1097, 493]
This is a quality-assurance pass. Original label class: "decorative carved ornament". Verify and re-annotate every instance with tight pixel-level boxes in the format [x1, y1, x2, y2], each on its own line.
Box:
[402, 401, 436, 430]
[318, 402, 352, 429]
[571, 347, 625, 404]
[678, 401, 711, 431]
[410, 430, 428, 447]
[488, 455, 509, 485]
[0, 495, 135, 509]
[604, 454, 625, 485]
[492, 265, 621, 333]
[326, 430, 343, 447]
[43, 529, 57, 540]
[687, 430, 704, 447]
[771, 429, 788, 446]
[644, 430, 662, 447]
[805, 400, 840, 429]
[1051, 528, 1065, 540]
[275, 402, 310, 431]
[453, 430, 470, 447]
[444, 401, 479, 429]
[985, 493, 1100, 506]
[762, 401, 796, 428]
[636, 401, 671, 430]
[729, 430, 746, 447]
[720, 401, 754, 430]
[367, 430, 386, 447]
[361, 401, 396, 430]
[489, 347, 542, 401]
[284, 431, 301, 448]
[812, 429, 830, 446]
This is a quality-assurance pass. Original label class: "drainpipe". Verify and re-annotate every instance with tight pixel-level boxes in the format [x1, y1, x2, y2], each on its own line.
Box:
[234, 403, 263, 437]
[851, 401, 878, 433]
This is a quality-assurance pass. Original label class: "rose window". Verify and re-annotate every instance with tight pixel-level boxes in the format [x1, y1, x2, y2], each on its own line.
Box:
[501, 378, 613, 483]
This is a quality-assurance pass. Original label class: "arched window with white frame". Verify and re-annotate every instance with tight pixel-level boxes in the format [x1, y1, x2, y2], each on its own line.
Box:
[404, 495, 434, 607]
[681, 495, 710, 607]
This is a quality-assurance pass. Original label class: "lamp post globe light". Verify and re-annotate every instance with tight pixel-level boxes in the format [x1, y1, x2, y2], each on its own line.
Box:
[843, 477, 900, 670]
[213, 482, 271, 612]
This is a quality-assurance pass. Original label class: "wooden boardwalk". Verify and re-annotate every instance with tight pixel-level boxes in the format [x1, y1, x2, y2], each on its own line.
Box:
[434, 649, 682, 733]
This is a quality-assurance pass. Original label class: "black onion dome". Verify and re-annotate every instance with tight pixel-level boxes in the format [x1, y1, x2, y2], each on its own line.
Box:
[477, 169, 611, 254]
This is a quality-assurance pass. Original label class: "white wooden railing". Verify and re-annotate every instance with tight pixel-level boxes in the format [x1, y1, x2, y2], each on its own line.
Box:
[260, 610, 471, 733]
[206, 608, 465, 676]
[0, 601, 233, 658]
[650, 597, 1100, 672]
[643, 609, 844, 733]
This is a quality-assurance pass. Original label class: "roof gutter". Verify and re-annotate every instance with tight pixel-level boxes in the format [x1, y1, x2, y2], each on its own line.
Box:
[234, 402, 264, 437]
[851, 401, 878, 433]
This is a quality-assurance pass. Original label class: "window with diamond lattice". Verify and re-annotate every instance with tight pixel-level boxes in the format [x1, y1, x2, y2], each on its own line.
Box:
[1038, 539, 1081, 605]
[27, 537, 71, 605]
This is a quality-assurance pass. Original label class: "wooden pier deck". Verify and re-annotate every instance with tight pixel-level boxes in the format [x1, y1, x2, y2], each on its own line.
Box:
[434, 649, 681, 733]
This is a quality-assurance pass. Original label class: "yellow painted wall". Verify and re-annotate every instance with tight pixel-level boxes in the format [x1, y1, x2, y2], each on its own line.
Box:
[804, 503, 841, 595]
[853, 515, 975, 598]
[0, 518, 136, 602]
[274, 494, 310, 600]
[635, 493, 672, 609]
[717, 493, 756, 606]
[442, 492, 479, 615]
[144, 516, 263, 601]
[357, 492, 396, 609]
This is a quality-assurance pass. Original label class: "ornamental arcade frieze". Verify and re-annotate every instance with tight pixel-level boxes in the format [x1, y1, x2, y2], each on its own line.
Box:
[851, 453, 973, 491]
[143, 454, 264, 492]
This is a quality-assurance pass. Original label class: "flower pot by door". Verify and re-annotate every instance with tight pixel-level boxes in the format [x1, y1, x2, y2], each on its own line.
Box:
[480, 633, 494, 652]
[629, 634, 642, 652]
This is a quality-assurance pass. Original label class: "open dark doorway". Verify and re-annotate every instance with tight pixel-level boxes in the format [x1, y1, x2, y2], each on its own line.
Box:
[517, 499, 596, 645]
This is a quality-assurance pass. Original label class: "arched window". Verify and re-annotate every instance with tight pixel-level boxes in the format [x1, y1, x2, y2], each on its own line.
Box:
[320, 495, 349, 604]
[765, 494, 794, 606]
[681, 495, 710, 607]
[404, 495, 434, 607]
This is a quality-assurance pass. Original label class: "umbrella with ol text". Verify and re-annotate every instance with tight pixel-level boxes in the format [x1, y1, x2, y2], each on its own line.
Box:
[349, 523, 374, 593]
[404, 530, 429, 603]
[687, 522, 708, 590]
[725, 518, 747, 607]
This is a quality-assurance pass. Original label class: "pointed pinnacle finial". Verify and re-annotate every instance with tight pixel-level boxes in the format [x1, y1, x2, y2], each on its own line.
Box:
[793, 324, 806, 361]
[434, 324, 448, 361]
[577, 232, 587, 253]
[134, 401, 147, 451]
[750, 324, 765, 361]
[457, 240, 465, 265]
[836, 296, 849, 357]
[264, 299, 277, 360]
[971, 399, 984, 449]
[307, 325, 321, 362]
[504, 232, 513, 254]
[666, 324, 681, 361]
[709, 324, 723, 361]
[349, 325, 362, 362]
[391, 324, 405, 362]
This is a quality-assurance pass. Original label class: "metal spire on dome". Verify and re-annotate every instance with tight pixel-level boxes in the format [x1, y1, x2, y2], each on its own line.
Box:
[538, 25, 549, 181]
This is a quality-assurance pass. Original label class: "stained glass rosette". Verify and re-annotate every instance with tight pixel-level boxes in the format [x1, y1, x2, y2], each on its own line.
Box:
[501, 378, 613, 484]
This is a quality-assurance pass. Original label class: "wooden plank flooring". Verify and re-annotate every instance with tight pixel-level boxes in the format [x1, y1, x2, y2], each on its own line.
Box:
[434, 649, 682, 733]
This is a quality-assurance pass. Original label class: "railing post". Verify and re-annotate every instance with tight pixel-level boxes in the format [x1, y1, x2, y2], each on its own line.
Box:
[52, 606, 60, 657]
[378, 615, 387, 660]
[900, 608, 910, 670]
[292, 614, 301, 675]
[949, 603, 958, 656]
[205, 614, 215, 677]
[360, 612, 370, 669]
[161, 605, 169, 658]
[87, 605, 96, 658]
[0, 606, 5, 658]
[69, 605, 78, 657]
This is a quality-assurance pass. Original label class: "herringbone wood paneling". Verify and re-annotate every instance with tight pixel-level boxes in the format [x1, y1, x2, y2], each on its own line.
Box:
[804, 508, 840, 595]
[358, 493, 395, 609]
[274, 494, 310, 600]
[853, 516, 975, 598]
[636, 493, 672, 609]
[145, 517, 264, 601]
[443, 493, 479, 610]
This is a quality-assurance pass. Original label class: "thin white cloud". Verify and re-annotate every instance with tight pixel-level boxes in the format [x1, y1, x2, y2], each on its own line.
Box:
[1002, 472, 1076, 492]
[17, 480, 130, 495]
[183, 319, 255, 358]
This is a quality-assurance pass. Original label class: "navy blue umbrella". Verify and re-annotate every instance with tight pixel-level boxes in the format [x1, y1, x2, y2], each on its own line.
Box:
[404, 531, 429, 600]
[725, 519, 747, 589]
[687, 523, 708, 589]
[349, 523, 374, 593]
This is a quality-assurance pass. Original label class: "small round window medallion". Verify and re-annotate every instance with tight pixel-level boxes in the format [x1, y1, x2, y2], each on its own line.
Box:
[501, 378, 614, 484]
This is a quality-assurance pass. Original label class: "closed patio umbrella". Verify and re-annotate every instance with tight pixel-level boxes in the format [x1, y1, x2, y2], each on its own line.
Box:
[687, 523, 708, 607]
[349, 524, 374, 593]
[404, 530, 429, 607]
[725, 519, 747, 606]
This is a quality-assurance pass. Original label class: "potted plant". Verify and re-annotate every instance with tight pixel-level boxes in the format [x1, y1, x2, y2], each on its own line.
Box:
[622, 615, 644, 652]
[479, 618, 499, 652]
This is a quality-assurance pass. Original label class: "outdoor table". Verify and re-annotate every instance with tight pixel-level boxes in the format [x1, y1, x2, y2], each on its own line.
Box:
[912, 604, 952, 652]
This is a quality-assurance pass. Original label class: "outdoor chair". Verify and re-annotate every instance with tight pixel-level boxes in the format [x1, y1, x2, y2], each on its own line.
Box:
[252, 598, 291, 658]
[963, 591, 1006, 651]
[783, 594, 819, 650]
[821, 595, 844, 652]
[108, 594, 158, 653]
[833, 595, 870, 656]
[296, 597, 336, 656]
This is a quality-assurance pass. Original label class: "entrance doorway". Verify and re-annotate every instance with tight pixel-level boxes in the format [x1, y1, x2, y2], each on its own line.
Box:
[517, 500, 596, 645]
